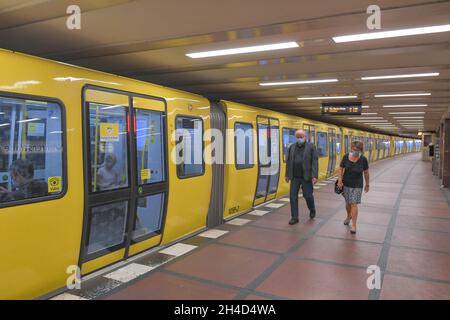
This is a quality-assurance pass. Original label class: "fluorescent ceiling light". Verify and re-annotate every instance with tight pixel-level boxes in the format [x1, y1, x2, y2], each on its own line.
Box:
[0, 123, 10, 127]
[358, 120, 389, 123]
[299, 95, 357, 100]
[348, 117, 383, 120]
[393, 116, 425, 119]
[375, 93, 431, 98]
[362, 106, 370, 109]
[362, 113, 378, 115]
[389, 112, 425, 115]
[260, 79, 338, 86]
[333, 24, 450, 43]
[361, 73, 439, 80]
[383, 104, 428, 108]
[186, 41, 299, 58]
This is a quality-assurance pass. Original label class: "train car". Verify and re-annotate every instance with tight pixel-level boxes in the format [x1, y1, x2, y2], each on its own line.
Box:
[0, 49, 421, 299]
[0, 49, 213, 299]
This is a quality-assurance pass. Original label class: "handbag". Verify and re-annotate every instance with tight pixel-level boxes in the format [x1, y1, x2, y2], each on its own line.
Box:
[335, 180, 343, 195]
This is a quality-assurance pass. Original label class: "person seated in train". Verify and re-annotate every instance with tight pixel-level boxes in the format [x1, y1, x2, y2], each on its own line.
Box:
[0, 159, 48, 202]
[285, 129, 319, 225]
[96, 153, 121, 191]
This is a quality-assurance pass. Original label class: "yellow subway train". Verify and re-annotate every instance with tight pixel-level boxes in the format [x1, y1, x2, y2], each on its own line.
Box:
[0, 49, 422, 299]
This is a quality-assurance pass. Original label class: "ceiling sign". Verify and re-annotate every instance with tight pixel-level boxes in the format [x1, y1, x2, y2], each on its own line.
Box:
[321, 102, 362, 115]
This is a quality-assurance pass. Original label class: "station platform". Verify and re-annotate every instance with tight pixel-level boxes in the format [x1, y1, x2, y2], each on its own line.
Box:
[54, 153, 450, 300]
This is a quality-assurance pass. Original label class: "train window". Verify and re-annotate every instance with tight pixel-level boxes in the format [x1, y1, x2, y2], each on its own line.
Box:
[135, 109, 165, 185]
[282, 127, 297, 162]
[344, 135, 349, 154]
[133, 193, 164, 240]
[234, 122, 254, 169]
[317, 132, 328, 157]
[0, 97, 64, 205]
[337, 134, 341, 155]
[258, 122, 270, 166]
[87, 200, 128, 255]
[176, 116, 204, 178]
[87, 103, 129, 193]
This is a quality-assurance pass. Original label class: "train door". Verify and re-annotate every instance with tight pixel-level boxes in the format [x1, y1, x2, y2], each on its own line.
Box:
[368, 138, 373, 163]
[254, 117, 280, 206]
[327, 128, 337, 177]
[80, 87, 168, 274]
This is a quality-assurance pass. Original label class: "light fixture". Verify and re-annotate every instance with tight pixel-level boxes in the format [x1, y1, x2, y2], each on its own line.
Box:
[393, 116, 425, 119]
[362, 113, 378, 115]
[186, 41, 299, 58]
[298, 95, 358, 100]
[375, 93, 431, 98]
[332, 24, 450, 43]
[383, 104, 428, 108]
[388, 112, 425, 115]
[361, 73, 439, 80]
[260, 79, 338, 86]
[0, 123, 10, 127]
[348, 117, 383, 120]
[362, 106, 370, 109]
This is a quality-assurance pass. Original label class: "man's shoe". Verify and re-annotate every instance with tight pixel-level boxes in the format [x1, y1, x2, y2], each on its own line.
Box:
[289, 218, 299, 225]
[309, 211, 316, 219]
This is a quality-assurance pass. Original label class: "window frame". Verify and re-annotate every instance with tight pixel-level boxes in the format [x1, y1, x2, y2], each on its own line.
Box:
[234, 121, 255, 170]
[175, 114, 205, 179]
[316, 131, 328, 158]
[0, 91, 68, 209]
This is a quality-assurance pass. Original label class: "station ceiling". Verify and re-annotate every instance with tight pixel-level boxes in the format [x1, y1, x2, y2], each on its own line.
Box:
[1, 0, 450, 137]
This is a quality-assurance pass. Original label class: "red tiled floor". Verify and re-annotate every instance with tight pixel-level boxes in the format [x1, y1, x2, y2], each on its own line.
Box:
[256, 259, 370, 299]
[331, 211, 392, 226]
[250, 213, 321, 233]
[165, 244, 278, 288]
[386, 246, 450, 282]
[399, 199, 450, 211]
[391, 228, 450, 253]
[380, 274, 450, 300]
[104, 272, 238, 300]
[396, 215, 450, 233]
[397, 206, 450, 219]
[317, 220, 388, 243]
[244, 294, 271, 300]
[218, 226, 305, 253]
[292, 236, 382, 267]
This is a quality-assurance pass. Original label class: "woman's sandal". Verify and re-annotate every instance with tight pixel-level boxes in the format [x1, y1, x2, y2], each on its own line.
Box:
[344, 217, 351, 226]
[350, 229, 357, 234]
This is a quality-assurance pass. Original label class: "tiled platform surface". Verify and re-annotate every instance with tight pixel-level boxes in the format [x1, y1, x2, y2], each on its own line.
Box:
[56, 153, 450, 300]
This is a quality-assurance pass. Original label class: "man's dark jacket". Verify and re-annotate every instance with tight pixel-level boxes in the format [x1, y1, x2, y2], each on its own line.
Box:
[285, 142, 319, 181]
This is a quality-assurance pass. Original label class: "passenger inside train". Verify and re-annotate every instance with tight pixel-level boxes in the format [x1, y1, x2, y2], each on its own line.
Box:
[0, 159, 48, 202]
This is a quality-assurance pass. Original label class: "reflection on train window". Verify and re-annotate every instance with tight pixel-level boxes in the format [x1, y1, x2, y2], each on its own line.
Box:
[135, 109, 165, 185]
[234, 122, 254, 169]
[87, 201, 128, 255]
[282, 128, 297, 162]
[317, 132, 328, 157]
[344, 135, 349, 154]
[258, 123, 270, 166]
[0, 97, 64, 205]
[88, 103, 129, 193]
[337, 134, 341, 155]
[176, 116, 204, 178]
[133, 193, 164, 240]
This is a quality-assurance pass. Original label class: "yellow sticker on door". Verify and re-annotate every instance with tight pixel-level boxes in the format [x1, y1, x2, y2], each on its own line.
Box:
[141, 169, 151, 181]
[48, 176, 62, 193]
[100, 123, 120, 142]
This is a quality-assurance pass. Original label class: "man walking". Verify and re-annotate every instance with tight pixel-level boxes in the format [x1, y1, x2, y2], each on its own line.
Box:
[285, 130, 319, 225]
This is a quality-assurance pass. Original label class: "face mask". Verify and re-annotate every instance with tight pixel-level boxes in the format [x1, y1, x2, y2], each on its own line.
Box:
[351, 151, 360, 157]
[297, 138, 306, 145]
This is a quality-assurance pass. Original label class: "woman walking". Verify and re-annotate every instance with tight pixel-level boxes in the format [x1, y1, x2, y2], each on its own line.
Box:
[337, 140, 370, 234]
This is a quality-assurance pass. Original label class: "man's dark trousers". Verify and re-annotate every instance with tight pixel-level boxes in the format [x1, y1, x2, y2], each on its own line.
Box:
[289, 177, 316, 219]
